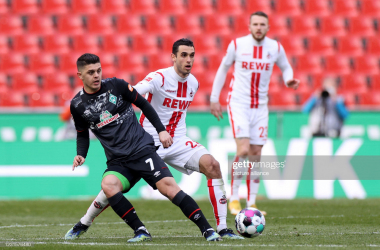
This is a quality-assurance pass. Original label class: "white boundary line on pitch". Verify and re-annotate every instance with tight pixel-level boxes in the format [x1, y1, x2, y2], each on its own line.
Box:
[13, 242, 380, 248]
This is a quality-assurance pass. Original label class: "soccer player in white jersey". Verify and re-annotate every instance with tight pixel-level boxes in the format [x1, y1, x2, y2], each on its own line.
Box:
[65, 39, 243, 240]
[210, 12, 300, 215]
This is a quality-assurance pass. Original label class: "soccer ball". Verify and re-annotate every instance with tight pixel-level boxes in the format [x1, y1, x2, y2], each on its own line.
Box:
[235, 207, 265, 238]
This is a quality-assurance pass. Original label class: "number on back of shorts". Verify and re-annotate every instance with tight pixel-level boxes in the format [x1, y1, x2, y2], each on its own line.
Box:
[145, 158, 154, 171]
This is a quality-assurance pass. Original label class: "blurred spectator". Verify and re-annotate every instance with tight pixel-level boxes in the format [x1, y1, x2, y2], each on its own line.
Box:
[302, 78, 349, 138]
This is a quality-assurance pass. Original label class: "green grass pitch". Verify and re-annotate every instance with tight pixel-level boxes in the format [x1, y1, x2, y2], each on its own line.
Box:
[0, 199, 379, 249]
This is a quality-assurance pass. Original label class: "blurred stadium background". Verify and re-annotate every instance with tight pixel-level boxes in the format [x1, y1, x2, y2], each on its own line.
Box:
[0, 0, 380, 201]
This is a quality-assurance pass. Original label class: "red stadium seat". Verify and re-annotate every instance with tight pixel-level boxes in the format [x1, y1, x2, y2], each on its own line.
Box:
[27, 16, 55, 35]
[101, 34, 129, 53]
[59, 53, 82, 74]
[331, 0, 359, 17]
[158, 33, 188, 53]
[56, 15, 85, 35]
[129, 0, 156, 14]
[216, 0, 243, 15]
[279, 36, 305, 56]
[0, 73, 8, 96]
[204, 54, 224, 71]
[191, 35, 218, 54]
[319, 17, 347, 37]
[97, 53, 117, 78]
[340, 74, 368, 93]
[86, 15, 114, 35]
[71, 34, 100, 54]
[0, 16, 23, 35]
[0, 36, 9, 55]
[11, 73, 39, 94]
[336, 36, 364, 56]
[71, 0, 98, 14]
[42, 34, 70, 54]
[369, 74, 380, 89]
[295, 55, 323, 74]
[203, 14, 231, 35]
[28, 91, 57, 107]
[307, 36, 334, 56]
[193, 71, 216, 86]
[41, 72, 71, 93]
[232, 15, 250, 36]
[191, 89, 208, 107]
[244, 0, 272, 15]
[11, 0, 39, 14]
[367, 37, 380, 56]
[273, 0, 301, 16]
[302, 0, 330, 17]
[144, 14, 173, 35]
[359, 91, 380, 106]
[268, 90, 297, 107]
[0, 0, 9, 14]
[290, 16, 318, 36]
[187, 0, 213, 15]
[119, 53, 145, 73]
[100, 0, 128, 14]
[352, 55, 379, 74]
[0, 53, 25, 73]
[129, 34, 158, 54]
[173, 15, 202, 35]
[348, 17, 376, 37]
[28, 54, 56, 74]
[12, 34, 40, 53]
[146, 53, 173, 72]
[323, 55, 350, 75]
[267, 16, 289, 37]
[359, 0, 380, 17]
[41, 0, 69, 14]
[116, 15, 143, 35]
[158, 0, 186, 14]
[0, 91, 26, 107]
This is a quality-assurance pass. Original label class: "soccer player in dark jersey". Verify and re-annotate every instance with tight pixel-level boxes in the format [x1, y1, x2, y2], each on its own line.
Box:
[68, 53, 221, 242]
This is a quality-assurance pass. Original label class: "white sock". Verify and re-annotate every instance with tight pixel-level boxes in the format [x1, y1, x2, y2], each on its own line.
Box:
[246, 164, 260, 207]
[230, 156, 246, 202]
[80, 190, 109, 226]
[207, 179, 227, 233]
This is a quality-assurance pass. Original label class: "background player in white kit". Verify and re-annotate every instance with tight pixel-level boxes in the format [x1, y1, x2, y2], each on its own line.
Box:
[65, 39, 243, 240]
[210, 12, 300, 215]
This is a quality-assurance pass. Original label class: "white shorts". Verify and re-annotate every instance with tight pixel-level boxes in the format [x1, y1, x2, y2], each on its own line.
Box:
[227, 102, 268, 145]
[155, 136, 209, 175]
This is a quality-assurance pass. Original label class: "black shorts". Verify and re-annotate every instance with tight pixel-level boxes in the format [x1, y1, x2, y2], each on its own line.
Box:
[104, 149, 173, 190]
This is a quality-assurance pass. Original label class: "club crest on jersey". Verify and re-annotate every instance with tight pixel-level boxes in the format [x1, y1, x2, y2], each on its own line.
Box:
[109, 93, 117, 105]
[97, 110, 120, 128]
[267, 53, 271, 59]
[190, 89, 194, 97]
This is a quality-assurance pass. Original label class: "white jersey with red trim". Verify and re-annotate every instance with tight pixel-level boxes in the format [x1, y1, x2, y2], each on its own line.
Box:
[211, 35, 293, 108]
[134, 66, 199, 143]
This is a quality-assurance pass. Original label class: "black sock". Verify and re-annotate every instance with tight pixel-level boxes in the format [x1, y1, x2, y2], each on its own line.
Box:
[108, 192, 144, 231]
[172, 190, 212, 234]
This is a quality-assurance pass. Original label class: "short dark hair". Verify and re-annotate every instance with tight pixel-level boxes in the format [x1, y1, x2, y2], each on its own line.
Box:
[250, 11, 269, 21]
[77, 53, 100, 70]
[172, 38, 194, 56]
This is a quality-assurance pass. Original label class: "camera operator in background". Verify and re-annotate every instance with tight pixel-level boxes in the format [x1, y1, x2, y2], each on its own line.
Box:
[302, 77, 349, 138]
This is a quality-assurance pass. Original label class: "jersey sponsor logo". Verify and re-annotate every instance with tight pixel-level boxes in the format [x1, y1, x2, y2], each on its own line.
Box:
[162, 98, 192, 110]
[242, 61, 270, 70]
[165, 89, 177, 93]
[109, 93, 117, 105]
[96, 110, 120, 128]
[154, 171, 161, 177]
[128, 84, 133, 92]
[94, 201, 103, 209]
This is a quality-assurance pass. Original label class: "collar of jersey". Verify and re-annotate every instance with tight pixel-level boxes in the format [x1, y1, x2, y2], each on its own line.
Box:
[83, 83, 103, 95]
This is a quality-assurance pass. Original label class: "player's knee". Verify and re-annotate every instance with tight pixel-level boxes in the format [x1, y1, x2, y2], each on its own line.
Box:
[202, 157, 222, 179]
[156, 177, 180, 200]
[237, 147, 249, 157]
[101, 175, 122, 197]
